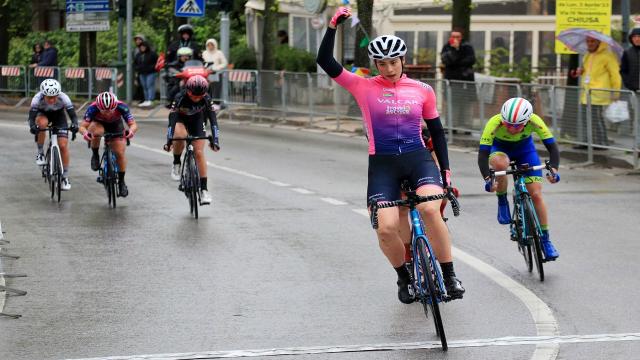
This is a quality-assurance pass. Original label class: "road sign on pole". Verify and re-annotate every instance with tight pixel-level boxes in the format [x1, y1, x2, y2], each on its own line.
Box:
[65, 0, 110, 32]
[175, 0, 205, 17]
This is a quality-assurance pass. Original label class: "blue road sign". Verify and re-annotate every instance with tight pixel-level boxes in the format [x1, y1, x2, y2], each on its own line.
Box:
[66, 0, 110, 13]
[175, 0, 205, 17]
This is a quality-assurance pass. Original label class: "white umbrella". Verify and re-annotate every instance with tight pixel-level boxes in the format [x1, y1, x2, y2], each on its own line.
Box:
[557, 28, 624, 58]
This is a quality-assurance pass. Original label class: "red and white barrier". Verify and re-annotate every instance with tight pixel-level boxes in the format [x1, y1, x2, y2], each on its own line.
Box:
[1, 66, 21, 77]
[34, 67, 55, 78]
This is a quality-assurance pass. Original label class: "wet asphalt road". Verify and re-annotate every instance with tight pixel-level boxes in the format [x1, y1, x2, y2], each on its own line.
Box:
[1, 115, 639, 360]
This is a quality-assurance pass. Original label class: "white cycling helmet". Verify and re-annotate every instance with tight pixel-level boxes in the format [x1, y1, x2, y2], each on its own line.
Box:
[40, 79, 61, 96]
[501, 97, 533, 125]
[367, 35, 407, 60]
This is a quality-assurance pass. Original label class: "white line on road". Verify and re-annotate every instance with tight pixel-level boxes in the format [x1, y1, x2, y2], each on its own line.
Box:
[0, 220, 5, 314]
[320, 197, 347, 205]
[67, 333, 640, 360]
[291, 187, 315, 195]
[130, 141, 560, 360]
[269, 181, 291, 187]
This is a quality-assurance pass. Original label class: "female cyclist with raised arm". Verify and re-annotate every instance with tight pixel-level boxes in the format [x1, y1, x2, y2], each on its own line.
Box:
[316, 7, 464, 303]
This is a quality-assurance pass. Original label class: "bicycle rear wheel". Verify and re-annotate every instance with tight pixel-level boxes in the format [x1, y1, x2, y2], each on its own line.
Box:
[52, 147, 61, 202]
[416, 237, 447, 351]
[524, 198, 544, 281]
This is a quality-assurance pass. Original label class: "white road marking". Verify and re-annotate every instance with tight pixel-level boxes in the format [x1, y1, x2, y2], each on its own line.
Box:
[67, 333, 640, 360]
[320, 197, 347, 205]
[130, 142, 560, 360]
[269, 181, 290, 187]
[291, 187, 315, 195]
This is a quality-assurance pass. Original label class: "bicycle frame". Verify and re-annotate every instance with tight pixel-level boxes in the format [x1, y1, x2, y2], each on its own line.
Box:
[40, 128, 64, 178]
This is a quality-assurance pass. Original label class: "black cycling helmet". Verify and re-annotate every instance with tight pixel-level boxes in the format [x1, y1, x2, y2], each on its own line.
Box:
[186, 75, 208, 96]
[177, 24, 194, 36]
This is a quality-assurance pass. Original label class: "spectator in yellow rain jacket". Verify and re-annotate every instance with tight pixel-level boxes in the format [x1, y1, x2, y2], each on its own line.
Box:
[574, 36, 621, 147]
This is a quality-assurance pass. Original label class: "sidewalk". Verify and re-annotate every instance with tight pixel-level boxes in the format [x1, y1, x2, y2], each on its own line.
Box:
[2, 101, 637, 170]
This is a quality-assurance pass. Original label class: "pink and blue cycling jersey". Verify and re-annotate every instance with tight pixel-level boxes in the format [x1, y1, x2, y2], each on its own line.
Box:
[83, 101, 134, 125]
[333, 71, 439, 155]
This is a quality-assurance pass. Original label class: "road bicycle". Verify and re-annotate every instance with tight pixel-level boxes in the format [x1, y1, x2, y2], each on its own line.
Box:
[37, 127, 75, 202]
[170, 135, 212, 219]
[370, 189, 460, 351]
[490, 160, 555, 282]
[95, 133, 130, 208]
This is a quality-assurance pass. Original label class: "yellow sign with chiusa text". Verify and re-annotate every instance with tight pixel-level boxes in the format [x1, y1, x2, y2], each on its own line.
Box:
[555, 0, 612, 54]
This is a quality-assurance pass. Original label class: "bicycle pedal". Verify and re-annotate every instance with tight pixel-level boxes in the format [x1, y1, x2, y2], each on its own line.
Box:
[178, 184, 184, 192]
[96, 176, 103, 183]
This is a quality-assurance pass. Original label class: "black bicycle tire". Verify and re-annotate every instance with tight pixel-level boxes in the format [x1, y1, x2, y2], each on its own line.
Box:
[53, 147, 61, 202]
[43, 147, 51, 183]
[524, 197, 544, 281]
[108, 153, 117, 208]
[417, 238, 448, 351]
[190, 154, 199, 219]
[184, 151, 195, 215]
[513, 198, 533, 273]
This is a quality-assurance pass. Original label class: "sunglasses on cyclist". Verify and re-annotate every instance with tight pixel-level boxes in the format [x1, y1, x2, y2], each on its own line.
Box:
[187, 91, 205, 100]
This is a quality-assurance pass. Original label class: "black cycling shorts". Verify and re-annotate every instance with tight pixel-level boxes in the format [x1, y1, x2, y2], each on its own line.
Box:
[95, 120, 125, 141]
[37, 110, 68, 138]
[177, 114, 207, 137]
[367, 148, 443, 206]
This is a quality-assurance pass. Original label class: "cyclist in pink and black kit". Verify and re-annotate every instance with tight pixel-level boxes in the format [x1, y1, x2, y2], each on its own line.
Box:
[79, 92, 138, 197]
[317, 7, 464, 303]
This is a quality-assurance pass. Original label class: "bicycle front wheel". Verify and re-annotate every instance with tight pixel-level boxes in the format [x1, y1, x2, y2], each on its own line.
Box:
[513, 199, 533, 273]
[416, 237, 447, 351]
[524, 197, 544, 281]
[190, 154, 200, 219]
[52, 147, 61, 202]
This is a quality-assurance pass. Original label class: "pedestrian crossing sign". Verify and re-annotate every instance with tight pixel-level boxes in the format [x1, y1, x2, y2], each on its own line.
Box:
[175, 0, 205, 17]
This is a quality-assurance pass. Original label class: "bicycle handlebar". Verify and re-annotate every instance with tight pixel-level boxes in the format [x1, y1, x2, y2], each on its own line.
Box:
[85, 132, 131, 147]
[490, 160, 555, 181]
[370, 191, 459, 229]
[169, 135, 213, 141]
[36, 126, 76, 141]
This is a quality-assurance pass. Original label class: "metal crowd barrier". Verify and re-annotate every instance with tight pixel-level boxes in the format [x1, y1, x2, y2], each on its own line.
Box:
[223, 71, 639, 168]
[0, 66, 28, 106]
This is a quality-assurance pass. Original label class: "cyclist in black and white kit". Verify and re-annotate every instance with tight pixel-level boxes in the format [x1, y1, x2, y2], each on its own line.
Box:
[164, 75, 220, 205]
[28, 79, 79, 190]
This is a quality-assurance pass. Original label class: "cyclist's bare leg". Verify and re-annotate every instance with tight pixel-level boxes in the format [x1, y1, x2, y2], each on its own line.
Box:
[490, 153, 510, 192]
[526, 181, 547, 226]
[193, 139, 207, 178]
[416, 184, 451, 262]
[111, 139, 127, 171]
[88, 122, 104, 150]
[171, 123, 188, 156]
[373, 207, 405, 268]
[36, 115, 48, 146]
[58, 137, 69, 168]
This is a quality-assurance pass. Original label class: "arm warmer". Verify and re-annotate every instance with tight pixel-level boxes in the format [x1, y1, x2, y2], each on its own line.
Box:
[478, 148, 491, 179]
[316, 28, 343, 78]
[425, 117, 449, 171]
[28, 109, 38, 128]
[544, 141, 560, 170]
[66, 108, 78, 126]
